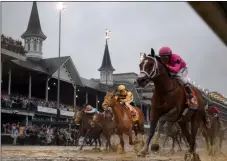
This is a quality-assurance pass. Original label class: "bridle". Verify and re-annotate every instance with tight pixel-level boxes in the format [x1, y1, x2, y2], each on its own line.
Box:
[138, 55, 160, 80]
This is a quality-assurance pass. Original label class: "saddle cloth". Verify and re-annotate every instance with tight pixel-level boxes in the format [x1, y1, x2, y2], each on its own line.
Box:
[184, 87, 199, 106]
[124, 105, 139, 122]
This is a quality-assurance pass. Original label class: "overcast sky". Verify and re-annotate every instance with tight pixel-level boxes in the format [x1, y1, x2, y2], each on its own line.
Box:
[2, 2, 227, 95]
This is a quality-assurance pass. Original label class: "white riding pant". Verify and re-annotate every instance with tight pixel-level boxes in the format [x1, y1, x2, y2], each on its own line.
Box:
[171, 68, 189, 85]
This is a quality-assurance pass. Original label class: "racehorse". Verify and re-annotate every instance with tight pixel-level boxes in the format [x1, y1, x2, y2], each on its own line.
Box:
[201, 105, 222, 155]
[93, 109, 117, 152]
[136, 48, 209, 161]
[102, 89, 145, 153]
[153, 118, 189, 151]
[74, 108, 99, 150]
[162, 121, 183, 152]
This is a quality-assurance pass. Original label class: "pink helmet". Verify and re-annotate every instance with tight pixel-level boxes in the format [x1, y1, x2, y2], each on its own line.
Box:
[159, 47, 172, 56]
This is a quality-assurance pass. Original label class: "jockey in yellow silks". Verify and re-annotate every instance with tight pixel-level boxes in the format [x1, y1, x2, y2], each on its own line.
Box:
[115, 85, 135, 113]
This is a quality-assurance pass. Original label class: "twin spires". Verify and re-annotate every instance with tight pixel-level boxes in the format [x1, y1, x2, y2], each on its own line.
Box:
[98, 40, 115, 72]
[21, 2, 46, 61]
[98, 40, 115, 86]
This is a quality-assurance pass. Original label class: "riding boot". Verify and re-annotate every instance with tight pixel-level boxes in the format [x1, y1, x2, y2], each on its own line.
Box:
[184, 84, 193, 100]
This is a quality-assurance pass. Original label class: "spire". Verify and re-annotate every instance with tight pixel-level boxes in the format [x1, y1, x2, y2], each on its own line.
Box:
[21, 2, 46, 40]
[98, 41, 115, 71]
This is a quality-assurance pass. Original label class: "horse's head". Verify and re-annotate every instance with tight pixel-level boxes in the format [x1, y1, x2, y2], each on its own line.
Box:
[104, 108, 114, 120]
[74, 108, 84, 124]
[93, 112, 103, 122]
[102, 89, 116, 110]
[136, 48, 167, 88]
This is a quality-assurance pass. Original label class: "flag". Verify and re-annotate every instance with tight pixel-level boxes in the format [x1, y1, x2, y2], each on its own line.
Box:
[106, 29, 112, 40]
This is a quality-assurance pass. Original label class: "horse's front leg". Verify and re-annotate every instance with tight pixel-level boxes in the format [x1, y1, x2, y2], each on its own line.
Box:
[137, 110, 162, 157]
[202, 132, 210, 153]
[171, 137, 175, 153]
[190, 114, 201, 161]
[176, 135, 182, 151]
[79, 130, 90, 150]
[163, 135, 168, 148]
[117, 132, 125, 154]
[128, 128, 134, 145]
[178, 122, 193, 160]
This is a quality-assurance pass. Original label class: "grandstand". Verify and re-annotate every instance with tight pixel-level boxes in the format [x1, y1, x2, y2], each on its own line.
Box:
[1, 2, 149, 126]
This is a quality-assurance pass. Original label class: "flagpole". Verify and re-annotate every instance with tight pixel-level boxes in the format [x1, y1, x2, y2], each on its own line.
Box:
[105, 29, 108, 92]
[105, 29, 112, 92]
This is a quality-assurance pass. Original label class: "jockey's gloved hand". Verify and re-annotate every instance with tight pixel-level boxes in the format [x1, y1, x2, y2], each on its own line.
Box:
[120, 102, 124, 104]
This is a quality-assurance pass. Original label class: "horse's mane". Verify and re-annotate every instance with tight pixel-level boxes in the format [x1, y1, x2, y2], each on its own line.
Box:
[147, 54, 172, 78]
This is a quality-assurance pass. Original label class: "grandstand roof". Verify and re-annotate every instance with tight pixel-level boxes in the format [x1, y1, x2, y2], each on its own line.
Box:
[11, 56, 84, 86]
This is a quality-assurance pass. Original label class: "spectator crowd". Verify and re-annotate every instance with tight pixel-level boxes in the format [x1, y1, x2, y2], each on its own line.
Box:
[1, 91, 75, 112]
[1, 123, 79, 146]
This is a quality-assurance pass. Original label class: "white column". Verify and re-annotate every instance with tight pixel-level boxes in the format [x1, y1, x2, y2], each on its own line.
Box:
[85, 92, 88, 104]
[28, 74, 32, 99]
[26, 116, 28, 126]
[74, 86, 77, 107]
[8, 68, 11, 95]
[146, 106, 150, 123]
[1, 61, 3, 89]
[50, 116, 53, 122]
[96, 94, 98, 109]
[45, 78, 50, 102]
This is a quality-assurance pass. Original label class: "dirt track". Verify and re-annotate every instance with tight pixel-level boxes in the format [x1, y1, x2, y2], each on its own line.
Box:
[1, 145, 227, 161]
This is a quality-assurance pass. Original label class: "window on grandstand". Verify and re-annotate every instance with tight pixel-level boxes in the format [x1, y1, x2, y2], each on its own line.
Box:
[33, 39, 38, 51]
[34, 42, 37, 51]
[27, 42, 30, 51]
[39, 41, 42, 52]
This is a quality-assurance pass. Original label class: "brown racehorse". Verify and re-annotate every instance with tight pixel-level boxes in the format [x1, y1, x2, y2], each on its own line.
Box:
[93, 109, 117, 152]
[201, 105, 221, 155]
[136, 48, 209, 161]
[102, 89, 145, 153]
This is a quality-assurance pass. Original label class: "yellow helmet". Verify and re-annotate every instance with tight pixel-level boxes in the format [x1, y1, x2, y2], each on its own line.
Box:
[118, 85, 126, 91]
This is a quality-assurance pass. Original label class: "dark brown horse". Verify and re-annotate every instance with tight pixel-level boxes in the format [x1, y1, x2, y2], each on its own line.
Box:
[201, 105, 222, 155]
[102, 89, 145, 153]
[74, 108, 99, 150]
[93, 109, 117, 152]
[136, 49, 209, 161]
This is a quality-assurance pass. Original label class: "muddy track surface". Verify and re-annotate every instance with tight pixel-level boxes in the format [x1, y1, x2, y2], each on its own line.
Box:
[1, 146, 227, 161]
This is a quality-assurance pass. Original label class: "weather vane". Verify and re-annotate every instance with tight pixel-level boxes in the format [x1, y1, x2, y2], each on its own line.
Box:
[105, 29, 112, 42]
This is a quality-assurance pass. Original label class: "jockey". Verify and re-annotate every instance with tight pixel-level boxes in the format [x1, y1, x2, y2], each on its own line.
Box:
[115, 85, 135, 113]
[207, 103, 222, 126]
[158, 47, 193, 100]
[84, 104, 97, 113]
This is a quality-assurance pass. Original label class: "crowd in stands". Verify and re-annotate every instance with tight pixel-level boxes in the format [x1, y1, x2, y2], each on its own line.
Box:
[1, 122, 78, 145]
[1, 92, 75, 112]
[1, 34, 26, 55]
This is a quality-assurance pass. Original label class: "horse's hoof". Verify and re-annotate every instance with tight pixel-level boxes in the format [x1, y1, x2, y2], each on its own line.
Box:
[150, 144, 160, 152]
[133, 140, 139, 144]
[177, 149, 182, 152]
[116, 144, 124, 154]
[184, 152, 192, 161]
[137, 147, 148, 157]
[96, 148, 101, 152]
[170, 149, 175, 154]
[193, 153, 201, 161]
[137, 151, 146, 157]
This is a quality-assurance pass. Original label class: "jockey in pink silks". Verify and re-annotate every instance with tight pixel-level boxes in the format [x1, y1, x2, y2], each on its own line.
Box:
[158, 46, 193, 100]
